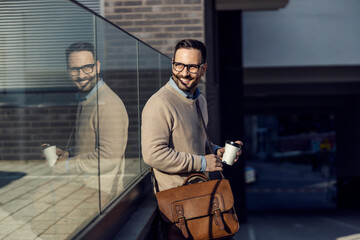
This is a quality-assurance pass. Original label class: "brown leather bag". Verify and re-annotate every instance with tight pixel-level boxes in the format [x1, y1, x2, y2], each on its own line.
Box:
[155, 173, 240, 240]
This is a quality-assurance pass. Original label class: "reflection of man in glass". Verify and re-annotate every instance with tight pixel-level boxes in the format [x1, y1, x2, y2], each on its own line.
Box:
[53, 42, 129, 201]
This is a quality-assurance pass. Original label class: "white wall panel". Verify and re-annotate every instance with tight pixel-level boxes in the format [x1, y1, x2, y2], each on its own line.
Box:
[243, 0, 360, 67]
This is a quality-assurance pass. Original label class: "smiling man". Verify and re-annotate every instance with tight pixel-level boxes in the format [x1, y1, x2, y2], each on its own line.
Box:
[67, 49, 99, 92]
[52, 42, 129, 202]
[141, 39, 242, 192]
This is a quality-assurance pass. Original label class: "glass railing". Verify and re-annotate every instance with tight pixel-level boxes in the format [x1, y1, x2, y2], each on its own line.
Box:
[0, 0, 171, 239]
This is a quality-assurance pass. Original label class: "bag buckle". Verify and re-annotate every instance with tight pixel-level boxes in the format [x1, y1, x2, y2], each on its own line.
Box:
[178, 215, 186, 221]
[213, 208, 221, 213]
[175, 205, 189, 238]
[212, 199, 225, 230]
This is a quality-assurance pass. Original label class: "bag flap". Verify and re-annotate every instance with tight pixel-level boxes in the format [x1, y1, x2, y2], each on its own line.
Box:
[156, 179, 234, 223]
[171, 193, 225, 222]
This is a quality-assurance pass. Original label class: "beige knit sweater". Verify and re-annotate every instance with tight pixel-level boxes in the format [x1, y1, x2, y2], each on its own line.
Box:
[68, 83, 128, 196]
[141, 83, 209, 191]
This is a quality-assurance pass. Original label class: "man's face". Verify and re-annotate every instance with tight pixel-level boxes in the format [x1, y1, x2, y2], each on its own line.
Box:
[67, 51, 100, 92]
[172, 48, 207, 94]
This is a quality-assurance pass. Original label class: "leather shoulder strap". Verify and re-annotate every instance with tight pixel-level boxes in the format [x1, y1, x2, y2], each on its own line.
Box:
[150, 168, 160, 193]
[196, 99, 225, 179]
[195, 99, 212, 154]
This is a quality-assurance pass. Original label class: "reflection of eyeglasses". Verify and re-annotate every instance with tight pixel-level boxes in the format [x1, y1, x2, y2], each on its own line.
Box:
[68, 63, 95, 75]
[172, 61, 204, 74]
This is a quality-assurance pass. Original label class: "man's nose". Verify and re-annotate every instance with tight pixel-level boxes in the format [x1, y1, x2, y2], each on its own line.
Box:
[78, 69, 87, 78]
[179, 66, 190, 76]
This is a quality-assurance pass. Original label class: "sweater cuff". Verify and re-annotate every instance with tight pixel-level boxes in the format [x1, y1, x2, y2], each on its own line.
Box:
[66, 148, 74, 157]
[65, 157, 71, 173]
[200, 155, 206, 172]
[213, 145, 221, 155]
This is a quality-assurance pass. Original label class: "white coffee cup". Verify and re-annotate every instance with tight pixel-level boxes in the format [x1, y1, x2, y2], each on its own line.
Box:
[222, 140, 241, 166]
[43, 145, 58, 167]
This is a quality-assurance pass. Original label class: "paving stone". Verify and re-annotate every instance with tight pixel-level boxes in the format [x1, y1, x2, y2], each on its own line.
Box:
[31, 209, 62, 221]
[0, 222, 22, 235]
[42, 223, 79, 235]
[0, 159, 135, 239]
[29, 220, 55, 231]
[34, 234, 69, 240]
[0, 209, 10, 221]
[2, 225, 38, 240]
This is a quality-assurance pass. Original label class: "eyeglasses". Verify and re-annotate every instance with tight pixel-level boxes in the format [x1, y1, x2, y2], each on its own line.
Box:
[68, 63, 95, 76]
[172, 61, 204, 74]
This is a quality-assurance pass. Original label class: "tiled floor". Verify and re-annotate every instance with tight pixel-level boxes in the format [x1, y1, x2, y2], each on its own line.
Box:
[0, 160, 140, 240]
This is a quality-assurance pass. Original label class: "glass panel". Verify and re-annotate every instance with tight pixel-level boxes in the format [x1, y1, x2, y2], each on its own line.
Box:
[95, 17, 138, 209]
[138, 43, 162, 172]
[160, 54, 172, 86]
[0, 1, 100, 239]
[0, 0, 172, 238]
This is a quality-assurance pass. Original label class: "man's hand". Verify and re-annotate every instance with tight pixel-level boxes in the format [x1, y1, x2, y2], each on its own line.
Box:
[56, 148, 69, 158]
[41, 144, 69, 158]
[205, 154, 223, 172]
[216, 140, 243, 164]
[52, 149, 69, 174]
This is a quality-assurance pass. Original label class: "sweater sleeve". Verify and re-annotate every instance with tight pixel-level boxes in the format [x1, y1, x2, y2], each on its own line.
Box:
[141, 97, 202, 173]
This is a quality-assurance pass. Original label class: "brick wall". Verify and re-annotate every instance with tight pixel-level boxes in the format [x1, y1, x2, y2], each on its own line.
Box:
[104, 0, 205, 57]
[0, 106, 77, 161]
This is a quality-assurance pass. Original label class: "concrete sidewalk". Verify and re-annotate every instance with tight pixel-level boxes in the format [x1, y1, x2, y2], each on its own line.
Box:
[234, 208, 360, 240]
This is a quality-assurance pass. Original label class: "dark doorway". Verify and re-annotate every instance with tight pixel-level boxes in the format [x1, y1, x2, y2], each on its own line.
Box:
[244, 113, 337, 211]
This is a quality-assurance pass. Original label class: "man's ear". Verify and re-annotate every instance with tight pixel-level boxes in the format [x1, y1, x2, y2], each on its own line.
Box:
[200, 63, 207, 77]
[96, 60, 100, 74]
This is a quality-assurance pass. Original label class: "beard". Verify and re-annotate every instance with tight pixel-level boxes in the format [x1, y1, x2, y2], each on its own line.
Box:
[172, 73, 200, 93]
[74, 75, 97, 92]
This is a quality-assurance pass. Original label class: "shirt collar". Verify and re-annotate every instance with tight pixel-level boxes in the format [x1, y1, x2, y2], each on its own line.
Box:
[76, 79, 104, 102]
[169, 77, 201, 100]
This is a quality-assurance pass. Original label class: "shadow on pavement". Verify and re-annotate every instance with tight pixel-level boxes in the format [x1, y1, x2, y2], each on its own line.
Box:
[0, 171, 27, 188]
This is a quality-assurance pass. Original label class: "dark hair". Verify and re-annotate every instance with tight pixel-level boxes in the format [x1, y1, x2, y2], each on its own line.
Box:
[65, 42, 95, 67]
[174, 39, 206, 63]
